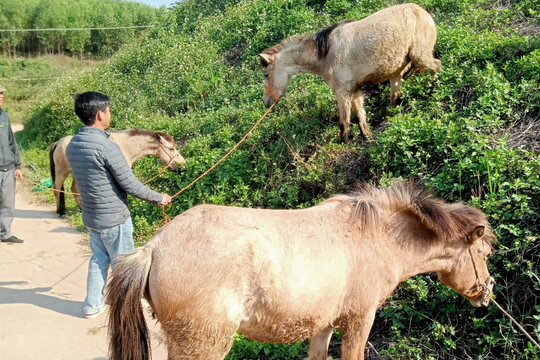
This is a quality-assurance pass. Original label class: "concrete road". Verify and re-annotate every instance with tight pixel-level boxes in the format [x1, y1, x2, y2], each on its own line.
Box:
[0, 159, 167, 359]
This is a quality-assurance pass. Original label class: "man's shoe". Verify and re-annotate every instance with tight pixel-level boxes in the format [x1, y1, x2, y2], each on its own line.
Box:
[3, 236, 24, 244]
[85, 305, 109, 319]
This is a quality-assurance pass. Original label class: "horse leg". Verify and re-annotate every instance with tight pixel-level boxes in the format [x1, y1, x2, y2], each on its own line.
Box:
[53, 171, 69, 216]
[351, 93, 371, 139]
[409, 34, 441, 74]
[389, 75, 403, 107]
[400, 61, 414, 79]
[163, 316, 238, 360]
[340, 311, 376, 360]
[336, 94, 353, 143]
[411, 55, 441, 75]
[71, 179, 82, 210]
[308, 327, 333, 360]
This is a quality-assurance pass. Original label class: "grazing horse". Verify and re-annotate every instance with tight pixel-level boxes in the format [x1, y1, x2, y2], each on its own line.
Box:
[259, 3, 441, 143]
[106, 181, 495, 360]
[49, 129, 186, 216]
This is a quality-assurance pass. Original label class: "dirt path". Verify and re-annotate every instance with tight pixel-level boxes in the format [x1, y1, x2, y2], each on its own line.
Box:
[0, 124, 167, 359]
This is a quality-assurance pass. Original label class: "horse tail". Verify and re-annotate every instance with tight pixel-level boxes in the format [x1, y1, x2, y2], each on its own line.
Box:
[402, 61, 416, 80]
[49, 142, 65, 215]
[106, 243, 155, 360]
[49, 142, 57, 184]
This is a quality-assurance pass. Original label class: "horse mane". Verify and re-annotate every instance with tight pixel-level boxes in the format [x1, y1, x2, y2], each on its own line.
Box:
[312, 19, 355, 59]
[120, 129, 174, 143]
[262, 34, 308, 58]
[329, 181, 496, 243]
[262, 19, 355, 61]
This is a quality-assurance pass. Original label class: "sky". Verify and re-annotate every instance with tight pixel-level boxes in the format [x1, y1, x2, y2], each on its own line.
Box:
[134, 0, 176, 8]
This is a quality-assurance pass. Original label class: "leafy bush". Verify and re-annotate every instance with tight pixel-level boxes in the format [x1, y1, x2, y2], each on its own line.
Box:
[226, 334, 308, 360]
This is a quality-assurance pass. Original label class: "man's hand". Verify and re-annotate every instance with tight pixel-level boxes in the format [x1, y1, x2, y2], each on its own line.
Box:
[159, 194, 172, 206]
[15, 169, 23, 181]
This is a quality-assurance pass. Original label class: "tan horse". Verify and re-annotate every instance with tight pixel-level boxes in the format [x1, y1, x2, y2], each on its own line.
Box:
[106, 181, 495, 360]
[49, 129, 186, 216]
[259, 3, 441, 143]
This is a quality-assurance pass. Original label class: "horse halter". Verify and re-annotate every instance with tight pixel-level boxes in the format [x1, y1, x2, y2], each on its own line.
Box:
[264, 54, 280, 103]
[155, 140, 180, 168]
[465, 239, 495, 306]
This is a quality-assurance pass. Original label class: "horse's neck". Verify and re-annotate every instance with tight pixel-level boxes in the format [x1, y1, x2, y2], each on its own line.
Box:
[279, 40, 322, 75]
[394, 238, 458, 282]
[112, 133, 157, 167]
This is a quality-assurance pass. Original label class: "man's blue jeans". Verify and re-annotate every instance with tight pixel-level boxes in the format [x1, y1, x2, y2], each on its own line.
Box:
[84, 217, 134, 316]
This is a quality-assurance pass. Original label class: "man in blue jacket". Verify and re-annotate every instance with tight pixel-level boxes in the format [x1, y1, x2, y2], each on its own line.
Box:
[0, 84, 24, 244]
[66, 91, 172, 319]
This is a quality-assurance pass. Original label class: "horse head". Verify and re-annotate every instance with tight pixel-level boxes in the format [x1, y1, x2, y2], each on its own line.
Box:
[258, 52, 293, 108]
[156, 134, 186, 170]
[382, 183, 497, 308]
[437, 225, 495, 307]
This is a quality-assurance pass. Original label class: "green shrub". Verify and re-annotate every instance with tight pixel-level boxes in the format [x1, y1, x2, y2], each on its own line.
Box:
[226, 334, 308, 360]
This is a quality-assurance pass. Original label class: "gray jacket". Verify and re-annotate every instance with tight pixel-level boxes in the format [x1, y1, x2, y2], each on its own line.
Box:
[66, 127, 163, 229]
[0, 109, 21, 171]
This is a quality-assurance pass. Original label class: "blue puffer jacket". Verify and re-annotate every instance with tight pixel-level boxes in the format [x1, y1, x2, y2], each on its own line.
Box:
[0, 109, 21, 171]
[66, 127, 162, 229]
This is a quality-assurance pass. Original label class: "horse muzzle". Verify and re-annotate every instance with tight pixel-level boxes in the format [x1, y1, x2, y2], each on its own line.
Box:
[263, 97, 274, 108]
[174, 157, 187, 167]
[263, 84, 281, 107]
[467, 276, 496, 307]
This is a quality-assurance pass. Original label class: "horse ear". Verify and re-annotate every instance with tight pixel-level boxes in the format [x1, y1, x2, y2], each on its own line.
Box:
[176, 137, 187, 147]
[469, 226, 485, 244]
[258, 53, 272, 67]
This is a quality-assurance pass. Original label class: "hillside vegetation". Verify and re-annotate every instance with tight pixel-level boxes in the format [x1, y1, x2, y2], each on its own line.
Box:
[16, 0, 540, 359]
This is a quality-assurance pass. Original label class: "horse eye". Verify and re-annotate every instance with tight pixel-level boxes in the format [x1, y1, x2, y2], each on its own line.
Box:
[265, 74, 269, 78]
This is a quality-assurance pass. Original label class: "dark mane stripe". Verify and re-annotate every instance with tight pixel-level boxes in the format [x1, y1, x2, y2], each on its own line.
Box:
[261, 19, 354, 60]
[334, 181, 496, 243]
[314, 19, 354, 59]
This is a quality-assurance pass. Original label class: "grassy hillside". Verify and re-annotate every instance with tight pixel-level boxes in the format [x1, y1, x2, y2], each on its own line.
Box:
[16, 0, 540, 358]
[0, 55, 99, 123]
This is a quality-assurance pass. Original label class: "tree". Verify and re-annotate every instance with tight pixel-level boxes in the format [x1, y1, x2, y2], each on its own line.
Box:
[65, 1, 91, 57]
[33, 0, 70, 54]
[0, 1, 35, 56]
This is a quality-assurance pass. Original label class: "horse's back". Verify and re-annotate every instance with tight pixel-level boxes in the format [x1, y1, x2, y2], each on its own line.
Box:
[338, 3, 435, 52]
[327, 3, 437, 83]
[150, 203, 349, 276]
[359, 3, 434, 27]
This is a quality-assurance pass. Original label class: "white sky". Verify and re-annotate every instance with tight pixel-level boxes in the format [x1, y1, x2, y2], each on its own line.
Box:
[134, 0, 176, 8]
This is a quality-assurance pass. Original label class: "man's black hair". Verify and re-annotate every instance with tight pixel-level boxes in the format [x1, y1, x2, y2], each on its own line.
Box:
[73, 91, 110, 126]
